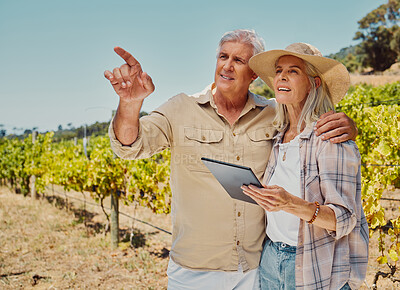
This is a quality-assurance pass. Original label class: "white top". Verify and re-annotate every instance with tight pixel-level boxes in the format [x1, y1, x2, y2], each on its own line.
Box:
[266, 135, 301, 246]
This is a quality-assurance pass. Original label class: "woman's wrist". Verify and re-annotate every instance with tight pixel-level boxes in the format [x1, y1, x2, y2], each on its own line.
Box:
[308, 201, 320, 224]
[284, 196, 315, 221]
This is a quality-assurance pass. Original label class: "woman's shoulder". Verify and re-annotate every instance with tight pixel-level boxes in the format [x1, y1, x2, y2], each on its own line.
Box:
[310, 132, 360, 160]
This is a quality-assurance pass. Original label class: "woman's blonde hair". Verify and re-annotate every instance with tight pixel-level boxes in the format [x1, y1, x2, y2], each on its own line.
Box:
[273, 58, 334, 133]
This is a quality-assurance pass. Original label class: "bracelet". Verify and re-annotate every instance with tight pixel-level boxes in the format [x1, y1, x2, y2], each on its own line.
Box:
[308, 201, 320, 224]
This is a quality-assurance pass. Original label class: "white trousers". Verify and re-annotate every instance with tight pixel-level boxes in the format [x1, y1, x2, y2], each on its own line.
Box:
[167, 258, 260, 290]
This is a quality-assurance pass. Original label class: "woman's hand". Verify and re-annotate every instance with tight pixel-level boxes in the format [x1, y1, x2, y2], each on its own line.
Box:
[243, 184, 337, 231]
[241, 184, 294, 212]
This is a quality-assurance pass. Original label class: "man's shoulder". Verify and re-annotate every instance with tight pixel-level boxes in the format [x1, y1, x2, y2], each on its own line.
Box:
[154, 87, 209, 115]
[166, 92, 191, 103]
[164, 85, 211, 106]
[249, 91, 276, 108]
[189, 84, 212, 100]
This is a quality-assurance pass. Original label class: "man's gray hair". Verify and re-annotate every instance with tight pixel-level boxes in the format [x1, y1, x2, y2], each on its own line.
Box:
[217, 29, 265, 56]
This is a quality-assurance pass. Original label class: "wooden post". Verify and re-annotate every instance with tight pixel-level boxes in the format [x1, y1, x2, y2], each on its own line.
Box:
[111, 192, 119, 248]
[30, 131, 37, 199]
[83, 125, 88, 158]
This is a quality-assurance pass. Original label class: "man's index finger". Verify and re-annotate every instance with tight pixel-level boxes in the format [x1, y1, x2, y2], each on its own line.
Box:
[114, 46, 140, 67]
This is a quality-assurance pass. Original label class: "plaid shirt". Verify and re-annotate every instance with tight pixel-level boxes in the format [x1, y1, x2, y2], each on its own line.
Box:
[263, 123, 369, 289]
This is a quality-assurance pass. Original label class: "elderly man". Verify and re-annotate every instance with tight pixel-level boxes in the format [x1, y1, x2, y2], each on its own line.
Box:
[104, 29, 357, 289]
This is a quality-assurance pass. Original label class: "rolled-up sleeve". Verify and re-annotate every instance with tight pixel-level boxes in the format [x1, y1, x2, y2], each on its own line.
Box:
[109, 107, 173, 160]
[317, 141, 360, 239]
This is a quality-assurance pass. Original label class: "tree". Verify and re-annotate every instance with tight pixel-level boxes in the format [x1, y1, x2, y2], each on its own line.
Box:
[354, 0, 400, 72]
[328, 46, 363, 73]
[0, 124, 5, 137]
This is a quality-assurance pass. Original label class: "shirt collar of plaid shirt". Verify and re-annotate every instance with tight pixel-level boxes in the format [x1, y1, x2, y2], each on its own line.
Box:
[272, 122, 316, 145]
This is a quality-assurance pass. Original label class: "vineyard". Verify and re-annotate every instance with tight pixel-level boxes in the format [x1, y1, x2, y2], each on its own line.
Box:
[0, 82, 400, 288]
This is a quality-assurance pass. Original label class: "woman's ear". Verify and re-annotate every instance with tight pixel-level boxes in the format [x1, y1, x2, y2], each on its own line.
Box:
[314, 77, 321, 89]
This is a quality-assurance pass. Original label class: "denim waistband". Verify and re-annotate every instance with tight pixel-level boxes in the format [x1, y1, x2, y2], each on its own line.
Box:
[269, 240, 297, 253]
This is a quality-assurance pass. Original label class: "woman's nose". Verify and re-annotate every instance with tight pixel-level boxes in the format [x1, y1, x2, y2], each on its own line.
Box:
[279, 70, 288, 81]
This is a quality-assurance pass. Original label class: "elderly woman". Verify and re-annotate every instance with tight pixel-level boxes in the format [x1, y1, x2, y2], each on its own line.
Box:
[242, 43, 369, 289]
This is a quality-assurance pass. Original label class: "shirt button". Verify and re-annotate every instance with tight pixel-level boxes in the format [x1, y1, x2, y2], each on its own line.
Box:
[238, 212, 241, 217]
[233, 132, 236, 136]
[236, 156, 240, 161]
[237, 241, 240, 245]
[202, 136, 206, 141]
[273, 121, 277, 125]
[265, 133, 269, 138]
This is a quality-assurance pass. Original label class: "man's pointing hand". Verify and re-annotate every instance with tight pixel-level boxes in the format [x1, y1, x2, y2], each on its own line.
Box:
[104, 47, 155, 103]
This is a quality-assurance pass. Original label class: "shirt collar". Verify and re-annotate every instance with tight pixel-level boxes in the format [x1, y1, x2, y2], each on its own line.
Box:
[194, 83, 269, 109]
[193, 84, 214, 105]
[273, 122, 316, 144]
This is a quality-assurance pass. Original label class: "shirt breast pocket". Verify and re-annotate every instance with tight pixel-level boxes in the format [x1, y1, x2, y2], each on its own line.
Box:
[246, 127, 275, 175]
[180, 127, 224, 172]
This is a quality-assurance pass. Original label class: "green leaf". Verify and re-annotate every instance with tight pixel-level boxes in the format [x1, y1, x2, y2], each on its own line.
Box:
[376, 140, 391, 156]
[388, 249, 398, 262]
[377, 255, 388, 264]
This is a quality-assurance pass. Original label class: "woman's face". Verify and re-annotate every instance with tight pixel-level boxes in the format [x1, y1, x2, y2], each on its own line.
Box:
[273, 55, 311, 108]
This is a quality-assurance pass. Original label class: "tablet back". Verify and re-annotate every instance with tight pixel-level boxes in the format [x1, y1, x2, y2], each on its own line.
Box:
[201, 157, 261, 205]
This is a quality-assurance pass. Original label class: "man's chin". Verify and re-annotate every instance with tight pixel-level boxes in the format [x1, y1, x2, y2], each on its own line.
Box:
[215, 83, 233, 94]
[216, 79, 235, 89]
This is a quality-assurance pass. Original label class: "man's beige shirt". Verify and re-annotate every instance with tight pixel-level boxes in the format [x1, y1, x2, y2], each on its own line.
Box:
[109, 84, 276, 272]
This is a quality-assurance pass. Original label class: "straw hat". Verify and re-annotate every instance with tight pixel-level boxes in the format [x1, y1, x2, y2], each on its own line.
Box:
[248, 43, 350, 104]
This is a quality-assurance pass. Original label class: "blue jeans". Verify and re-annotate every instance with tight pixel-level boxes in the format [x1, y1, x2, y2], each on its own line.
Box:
[259, 238, 352, 290]
[259, 239, 296, 290]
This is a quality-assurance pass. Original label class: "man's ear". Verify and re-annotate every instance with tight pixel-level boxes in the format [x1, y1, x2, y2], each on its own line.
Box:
[314, 76, 321, 89]
[252, 73, 258, 81]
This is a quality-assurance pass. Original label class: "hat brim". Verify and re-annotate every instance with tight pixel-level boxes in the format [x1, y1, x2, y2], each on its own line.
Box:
[249, 50, 350, 104]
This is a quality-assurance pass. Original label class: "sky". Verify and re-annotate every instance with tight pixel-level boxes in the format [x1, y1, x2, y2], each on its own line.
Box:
[0, 0, 385, 134]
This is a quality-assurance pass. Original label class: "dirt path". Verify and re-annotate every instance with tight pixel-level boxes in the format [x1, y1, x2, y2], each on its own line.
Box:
[0, 187, 169, 289]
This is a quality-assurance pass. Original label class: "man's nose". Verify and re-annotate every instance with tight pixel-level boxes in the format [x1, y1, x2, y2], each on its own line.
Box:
[223, 59, 234, 71]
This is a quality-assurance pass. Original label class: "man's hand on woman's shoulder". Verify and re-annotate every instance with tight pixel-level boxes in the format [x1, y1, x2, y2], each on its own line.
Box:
[315, 111, 358, 143]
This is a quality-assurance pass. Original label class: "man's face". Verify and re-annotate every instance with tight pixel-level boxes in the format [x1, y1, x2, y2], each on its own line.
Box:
[214, 41, 257, 97]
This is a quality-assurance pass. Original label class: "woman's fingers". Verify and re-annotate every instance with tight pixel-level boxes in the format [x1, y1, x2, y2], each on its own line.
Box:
[242, 186, 279, 211]
[242, 185, 290, 209]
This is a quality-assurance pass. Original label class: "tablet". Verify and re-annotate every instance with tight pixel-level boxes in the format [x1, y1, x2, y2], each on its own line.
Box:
[201, 157, 262, 205]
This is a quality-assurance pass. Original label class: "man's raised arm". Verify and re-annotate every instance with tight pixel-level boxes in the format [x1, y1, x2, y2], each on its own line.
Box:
[104, 47, 155, 145]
